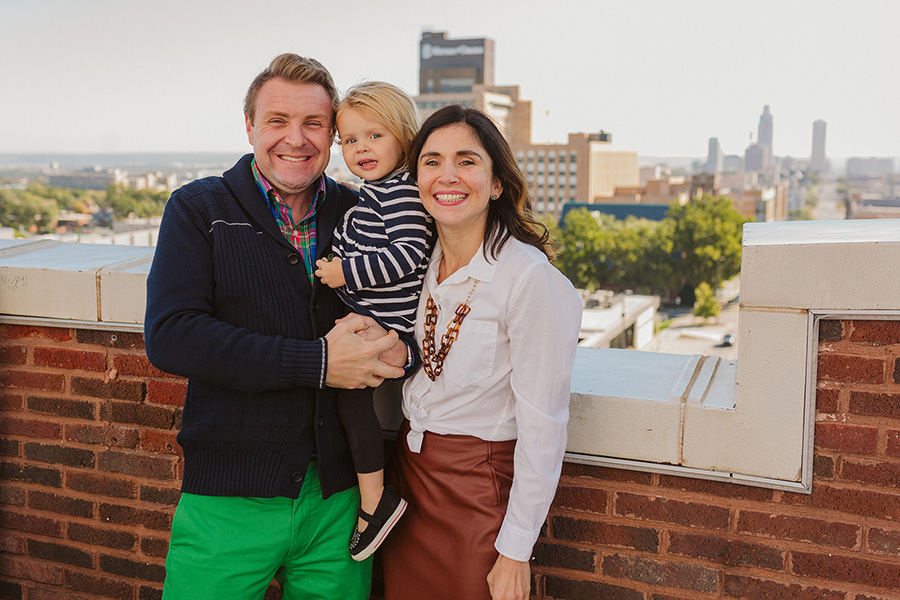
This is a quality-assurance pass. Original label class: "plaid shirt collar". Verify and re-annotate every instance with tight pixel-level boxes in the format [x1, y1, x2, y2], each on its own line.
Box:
[251, 158, 326, 282]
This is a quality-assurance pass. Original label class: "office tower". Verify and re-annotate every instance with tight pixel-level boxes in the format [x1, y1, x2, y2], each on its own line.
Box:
[811, 120, 827, 174]
[758, 105, 774, 153]
[706, 137, 724, 174]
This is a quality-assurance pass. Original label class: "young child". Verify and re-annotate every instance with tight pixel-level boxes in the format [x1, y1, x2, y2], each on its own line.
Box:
[315, 81, 433, 561]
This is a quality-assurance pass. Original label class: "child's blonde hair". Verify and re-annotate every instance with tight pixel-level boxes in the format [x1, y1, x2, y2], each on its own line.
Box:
[337, 82, 419, 169]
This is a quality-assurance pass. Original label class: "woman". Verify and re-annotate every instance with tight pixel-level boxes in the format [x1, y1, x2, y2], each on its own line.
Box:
[381, 105, 583, 600]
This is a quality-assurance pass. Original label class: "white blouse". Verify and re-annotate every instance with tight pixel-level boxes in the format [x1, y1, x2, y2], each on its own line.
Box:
[402, 236, 583, 562]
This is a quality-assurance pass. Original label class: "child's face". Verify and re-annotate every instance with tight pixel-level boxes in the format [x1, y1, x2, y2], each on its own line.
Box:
[336, 108, 404, 181]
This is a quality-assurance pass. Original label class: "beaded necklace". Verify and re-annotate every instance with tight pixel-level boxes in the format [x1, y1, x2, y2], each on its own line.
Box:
[421, 279, 479, 381]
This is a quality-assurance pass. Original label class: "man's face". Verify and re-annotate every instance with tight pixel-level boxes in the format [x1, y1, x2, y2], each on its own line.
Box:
[245, 78, 334, 207]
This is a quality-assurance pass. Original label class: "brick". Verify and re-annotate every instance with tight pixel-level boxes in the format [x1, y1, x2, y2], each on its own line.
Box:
[543, 575, 642, 600]
[561, 462, 654, 485]
[28, 589, 89, 600]
[815, 423, 878, 454]
[101, 401, 176, 429]
[737, 510, 859, 549]
[139, 586, 164, 600]
[72, 376, 144, 401]
[614, 492, 730, 530]
[551, 516, 659, 552]
[818, 354, 885, 383]
[850, 391, 900, 418]
[0, 580, 22, 599]
[99, 554, 166, 582]
[68, 522, 137, 551]
[816, 385, 840, 413]
[849, 320, 900, 345]
[99, 503, 172, 531]
[27, 538, 93, 568]
[65, 423, 140, 448]
[76, 329, 144, 349]
[0, 344, 27, 365]
[0, 391, 25, 410]
[532, 541, 595, 572]
[658, 474, 774, 502]
[66, 471, 137, 499]
[146, 380, 187, 406]
[818, 320, 844, 342]
[0, 532, 26, 554]
[792, 550, 900, 589]
[33, 347, 106, 372]
[888, 430, 900, 457]
[669, 531, 783, 570]
[24, 442, 95, 468]
[27, 395, 97, 420]
[113, 354, 173, 378]
[65, 569, 134, 600]
[0, 415, 61, 440]
[552, 486, 608, 515]
[1, 324, 71, 341]
[602, 554, 718, 592]
[813, 455, 835, 479]
[98, 450, 177, 480]
[0, 437, 20, 457]
[141, 536, 170, 558]
[0, 369, 65, 392]
[841, 458, 900, 487]
[1, 462, 62, 487]
[896, 358, 900, 384]
[28, 490, 94, 519]
[0, 555, 63, 585]
[784, 482, 900, 521]
[140, 484, 181, 506]
[723, 574, 845, 599]
[141, 429, 182, 455]
[868, 527, 900, 556]
[0, 484, 26, 506]
[0, 511, 64, 538]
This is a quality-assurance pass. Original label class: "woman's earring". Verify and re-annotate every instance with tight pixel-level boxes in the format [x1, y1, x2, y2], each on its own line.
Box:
[490, 194, 498, 201]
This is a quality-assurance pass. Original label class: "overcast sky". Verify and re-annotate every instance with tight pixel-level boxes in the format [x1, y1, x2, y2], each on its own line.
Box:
[2, 0, 897, 159]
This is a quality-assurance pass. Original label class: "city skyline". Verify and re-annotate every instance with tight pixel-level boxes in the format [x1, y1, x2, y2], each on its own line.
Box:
[1, 0, 898, 159]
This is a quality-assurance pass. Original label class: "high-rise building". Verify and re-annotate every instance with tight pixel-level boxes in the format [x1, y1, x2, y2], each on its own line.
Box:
[706, 137, 724, 174]
[758, 105, 774, 153]
[415, 31, 530, 146]
[811, 120, 828, 175]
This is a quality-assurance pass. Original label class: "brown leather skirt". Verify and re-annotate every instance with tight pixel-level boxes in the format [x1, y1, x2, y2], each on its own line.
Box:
[381, 420, 516, 600]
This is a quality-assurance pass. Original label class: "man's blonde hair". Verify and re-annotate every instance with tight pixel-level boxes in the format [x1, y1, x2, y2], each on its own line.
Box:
[337, 82, 419, 169]
[244, 54, 339, 128]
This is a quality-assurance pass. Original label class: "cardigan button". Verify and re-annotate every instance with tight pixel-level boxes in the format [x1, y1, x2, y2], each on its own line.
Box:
[317, 418, 324, 428]
[290, 471, 304, 483]
[287, 254, 300, 265]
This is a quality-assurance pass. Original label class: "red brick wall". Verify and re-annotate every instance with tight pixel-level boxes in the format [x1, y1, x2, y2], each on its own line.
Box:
[2, 319, 900, 599]
[0, 324, 184, 600]
[531, 319, 900, 600]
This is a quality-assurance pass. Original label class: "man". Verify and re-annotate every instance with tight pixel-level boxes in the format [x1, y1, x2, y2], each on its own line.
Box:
[144, 54, 410, 599]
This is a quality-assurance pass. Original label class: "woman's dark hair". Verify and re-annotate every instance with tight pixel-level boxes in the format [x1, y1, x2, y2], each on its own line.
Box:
[408, 105, 554, 260]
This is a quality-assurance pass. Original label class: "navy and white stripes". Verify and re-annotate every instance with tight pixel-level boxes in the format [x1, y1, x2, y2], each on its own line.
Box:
[332, 171, 434, 334]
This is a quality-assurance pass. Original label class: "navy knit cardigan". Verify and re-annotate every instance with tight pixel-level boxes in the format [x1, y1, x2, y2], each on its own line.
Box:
[145, 154, 361, 499]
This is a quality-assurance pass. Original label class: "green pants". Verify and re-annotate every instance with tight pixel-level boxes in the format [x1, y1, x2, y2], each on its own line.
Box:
[162, 461, 371, 600]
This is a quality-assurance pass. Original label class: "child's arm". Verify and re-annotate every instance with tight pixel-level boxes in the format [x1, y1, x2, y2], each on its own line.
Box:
[315, 257, 345, 288]
[342, 179, 432, 291]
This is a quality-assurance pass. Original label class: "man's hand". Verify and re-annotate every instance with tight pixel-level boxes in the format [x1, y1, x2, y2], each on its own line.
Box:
[325, 314, 405, 388]
[315, 257, 346, 288]
[334, 313, 409, 369]
[487, 554, 530, 600]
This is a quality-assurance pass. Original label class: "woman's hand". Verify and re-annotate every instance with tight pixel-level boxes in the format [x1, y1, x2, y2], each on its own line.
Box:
[487, 554, 530, 600]
[315, 257, 345, 288]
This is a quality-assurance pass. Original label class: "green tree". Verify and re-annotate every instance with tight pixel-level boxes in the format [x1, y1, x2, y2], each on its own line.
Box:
[667, 195, 748, 294]
[105, 184, 169, 219]
[692, 282, 721, 321]
[554, 209, 616, 291]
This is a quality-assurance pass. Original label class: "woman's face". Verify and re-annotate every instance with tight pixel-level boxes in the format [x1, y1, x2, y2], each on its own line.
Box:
[416, 123, 502, 237]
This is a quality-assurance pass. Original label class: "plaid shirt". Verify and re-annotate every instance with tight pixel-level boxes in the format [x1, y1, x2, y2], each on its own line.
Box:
[251, 158, 326, 283]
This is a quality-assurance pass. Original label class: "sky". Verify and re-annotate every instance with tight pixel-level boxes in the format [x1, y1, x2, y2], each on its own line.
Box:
[2, 0, 898, 159]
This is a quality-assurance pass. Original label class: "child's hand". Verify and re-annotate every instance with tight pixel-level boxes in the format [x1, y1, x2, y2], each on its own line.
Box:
[315, 257, 346, 288]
